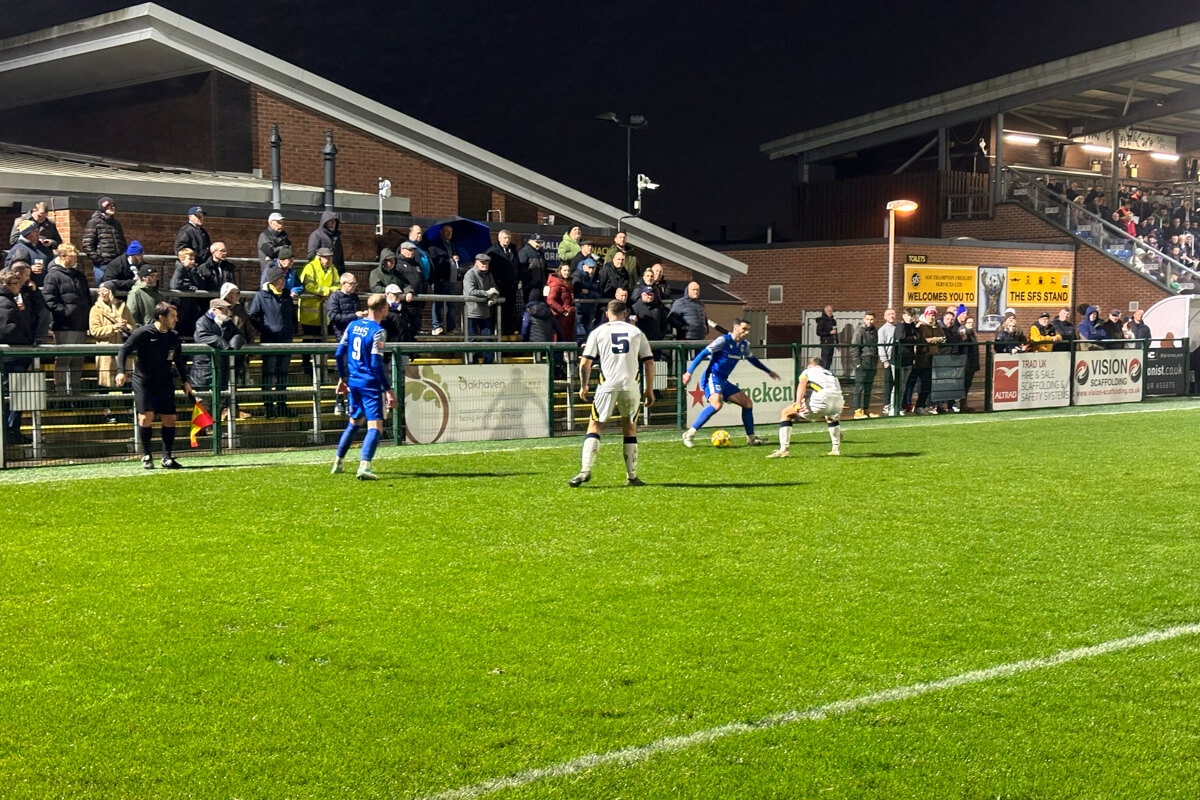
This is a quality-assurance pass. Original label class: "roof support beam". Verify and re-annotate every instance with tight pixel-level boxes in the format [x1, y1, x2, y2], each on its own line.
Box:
[1074, 85, 1200, 137]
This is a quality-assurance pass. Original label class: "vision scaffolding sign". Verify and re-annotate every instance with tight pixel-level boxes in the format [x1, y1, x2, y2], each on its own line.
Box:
[1071, 351, 1143, 406]
[991, 352, 1071, 410]
[404, 364, 550, 444]
[685, 358, 794, 427]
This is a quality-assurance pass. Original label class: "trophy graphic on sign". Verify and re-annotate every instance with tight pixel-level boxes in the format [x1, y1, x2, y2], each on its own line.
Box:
[979, 267, 1006, 331]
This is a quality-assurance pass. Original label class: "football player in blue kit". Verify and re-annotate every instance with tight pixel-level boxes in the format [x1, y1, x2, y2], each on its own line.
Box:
[332, 294, 397, 480]
[680, 318, 780, 447]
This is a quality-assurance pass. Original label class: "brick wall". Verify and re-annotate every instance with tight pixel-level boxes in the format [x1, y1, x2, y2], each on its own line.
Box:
[724, 241, 1075, 337]
[941, 203, 1072, 243]
[249, 90, 459, 218]
[1074, 247, 1170, 313]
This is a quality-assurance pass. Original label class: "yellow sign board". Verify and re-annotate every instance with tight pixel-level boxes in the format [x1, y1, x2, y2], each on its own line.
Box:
[1006, 269, 1073, 308]
[903, 265, 978, 306]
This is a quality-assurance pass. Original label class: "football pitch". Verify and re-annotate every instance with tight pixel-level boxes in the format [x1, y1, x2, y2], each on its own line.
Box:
[3, 401, 1200, 799]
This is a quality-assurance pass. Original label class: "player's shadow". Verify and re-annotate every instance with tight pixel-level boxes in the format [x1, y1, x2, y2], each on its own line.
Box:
[841, 451, 922, 459]
[400, 470, 535, 478]
[653, 481, 808, 489]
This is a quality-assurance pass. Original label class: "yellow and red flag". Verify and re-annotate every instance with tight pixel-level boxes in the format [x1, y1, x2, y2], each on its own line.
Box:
[189, 401, 215, 447]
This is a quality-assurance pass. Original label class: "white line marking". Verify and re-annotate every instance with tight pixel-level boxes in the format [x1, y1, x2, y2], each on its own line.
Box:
[416, 623, 1200, 800]
[3, 400, 1197, 485]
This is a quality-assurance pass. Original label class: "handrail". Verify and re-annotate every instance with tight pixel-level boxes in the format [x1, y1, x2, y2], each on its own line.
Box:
[1003, 166, 1200, 284]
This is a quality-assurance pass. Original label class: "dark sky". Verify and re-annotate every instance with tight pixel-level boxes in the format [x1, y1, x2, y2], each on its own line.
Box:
[19, 2, 1200, 232]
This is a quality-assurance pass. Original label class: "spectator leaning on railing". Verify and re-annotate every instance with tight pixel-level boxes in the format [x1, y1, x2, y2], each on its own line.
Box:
[462, 253, 499, 364]
[99, 240, 144, 293]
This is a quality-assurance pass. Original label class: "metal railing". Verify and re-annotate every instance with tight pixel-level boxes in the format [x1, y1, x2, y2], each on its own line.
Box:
[2, 338, 1189, 468]
[1001, 166, 1200, 288]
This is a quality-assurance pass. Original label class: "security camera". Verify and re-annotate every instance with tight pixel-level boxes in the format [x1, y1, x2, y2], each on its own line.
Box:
[637, 173, 659, 191]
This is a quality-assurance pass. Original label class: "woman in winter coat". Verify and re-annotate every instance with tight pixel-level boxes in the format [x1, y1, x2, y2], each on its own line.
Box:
[994, 315, 1030, 353]
[88, 281, 135, 422]
[545, 263, 576, 342]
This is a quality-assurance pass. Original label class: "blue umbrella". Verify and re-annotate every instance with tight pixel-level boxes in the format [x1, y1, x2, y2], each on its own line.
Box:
[424, 217, 492, 263]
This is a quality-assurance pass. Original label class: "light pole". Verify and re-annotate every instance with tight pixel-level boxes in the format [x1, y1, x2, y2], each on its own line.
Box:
[885, 199, 918, 309]
[596, 112, 648, 213]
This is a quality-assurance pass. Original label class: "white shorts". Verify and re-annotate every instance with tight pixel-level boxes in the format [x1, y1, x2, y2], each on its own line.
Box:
[591, 387, 641, 423]
[807, 389, 844, 419]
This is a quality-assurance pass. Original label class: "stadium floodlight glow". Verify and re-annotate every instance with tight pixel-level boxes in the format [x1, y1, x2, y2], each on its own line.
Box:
[886, 200, 918, 309]
[1004, 133, 1041, 145]
[1150, 152, 1180, 162]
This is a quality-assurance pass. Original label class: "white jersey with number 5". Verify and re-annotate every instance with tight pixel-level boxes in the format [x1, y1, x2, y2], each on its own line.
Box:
[583, 320, 652, 389]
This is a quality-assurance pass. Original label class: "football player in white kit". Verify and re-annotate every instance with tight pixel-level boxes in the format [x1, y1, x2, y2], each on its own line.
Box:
[768, 356, 845, 458]
[570, 300, 656, 487]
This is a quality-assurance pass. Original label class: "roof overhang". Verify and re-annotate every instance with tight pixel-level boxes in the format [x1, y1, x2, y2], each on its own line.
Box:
[0, 4, 746, 282]
[761, 22, 1200, 163]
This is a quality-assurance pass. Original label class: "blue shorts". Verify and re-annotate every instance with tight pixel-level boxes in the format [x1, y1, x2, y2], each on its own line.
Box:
[703, 372, 739, 401]
[348, 385, 384, 422]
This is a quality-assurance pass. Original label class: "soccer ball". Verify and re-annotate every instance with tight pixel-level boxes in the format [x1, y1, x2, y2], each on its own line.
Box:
[710, 429, 732, 447]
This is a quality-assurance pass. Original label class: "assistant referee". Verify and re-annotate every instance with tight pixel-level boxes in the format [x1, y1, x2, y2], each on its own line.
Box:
[116, 301, 191, 469]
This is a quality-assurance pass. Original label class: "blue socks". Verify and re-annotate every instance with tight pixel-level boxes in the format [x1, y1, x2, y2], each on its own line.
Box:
[693, 404, 718, 430]
[337, 422, 362, 458]
[741, 406, 755, 435]
[362, 428, 380, 462]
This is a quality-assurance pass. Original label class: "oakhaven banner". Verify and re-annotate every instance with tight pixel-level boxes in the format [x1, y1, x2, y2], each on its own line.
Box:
[685, 358, 794, 426]
[1145, 348, 1187, 396]
[1071, 351, 1143, 405]
[404, 364, 549, 443]
[991, 352, 1071, 410]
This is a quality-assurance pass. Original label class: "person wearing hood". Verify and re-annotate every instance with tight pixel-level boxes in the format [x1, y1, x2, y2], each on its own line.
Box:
[520, 287, 557, 343]
[88, 280, 136, 422]
[486, 230, 520, 336]
[43, 243, 93, 400]
[173, 206, 212, 265]
[81, 196, 127, 286]
[1077, 305, 1105, 349]
[370, 248, 400, 294]
[100, 240, 145, 293]
[394, 242, 427, 337]
[258, 212, 291, 279]
[127, 264, 162, 325]
[248, 267, 298, 417]
[307, 210, 344, 270]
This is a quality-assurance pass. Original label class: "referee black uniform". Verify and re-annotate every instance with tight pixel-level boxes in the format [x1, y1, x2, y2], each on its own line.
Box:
[118, 320, 190, 467]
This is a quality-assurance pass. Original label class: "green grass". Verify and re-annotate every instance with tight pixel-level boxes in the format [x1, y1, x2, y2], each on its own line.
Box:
[2, 403, 1200, 799]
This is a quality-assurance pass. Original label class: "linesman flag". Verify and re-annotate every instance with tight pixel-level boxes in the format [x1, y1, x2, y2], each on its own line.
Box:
[189, 400, 215, 448]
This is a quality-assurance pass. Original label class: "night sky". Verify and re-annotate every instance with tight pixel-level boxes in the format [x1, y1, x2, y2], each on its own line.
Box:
[15, 2, 1200, 234]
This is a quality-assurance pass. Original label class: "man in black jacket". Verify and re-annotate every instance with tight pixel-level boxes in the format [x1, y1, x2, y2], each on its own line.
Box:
[8, 201, 62, 249]
[517, 234, 548, 302]
[816, 305, 838, 372]
[306, 211, 344, 270]
[486, 230, 520, 335]
[43, 244, 92, 401]
[631, 285, 667, 343]
[99, 240, 145, 293]
[850, 312, 880, 418]
[4, 221, 54, 278]
[0, 267, 36, 443]
[596, 251, 632, 299]
[82, 197, 126, 286]
[667, 281, 708, 341]
[395, 242, 427, 336]
[1050, 307, 1077, 352]
[257, 212, 291, 279]
[190, 298, 247, 420]
[247, 267, 298, 417]
[326, 273, 366, 342]
[174, 206, 212, 265]
[198, 242, 235, 292]
[170, 248, 205, 339]
[427, 225, 463, 335]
